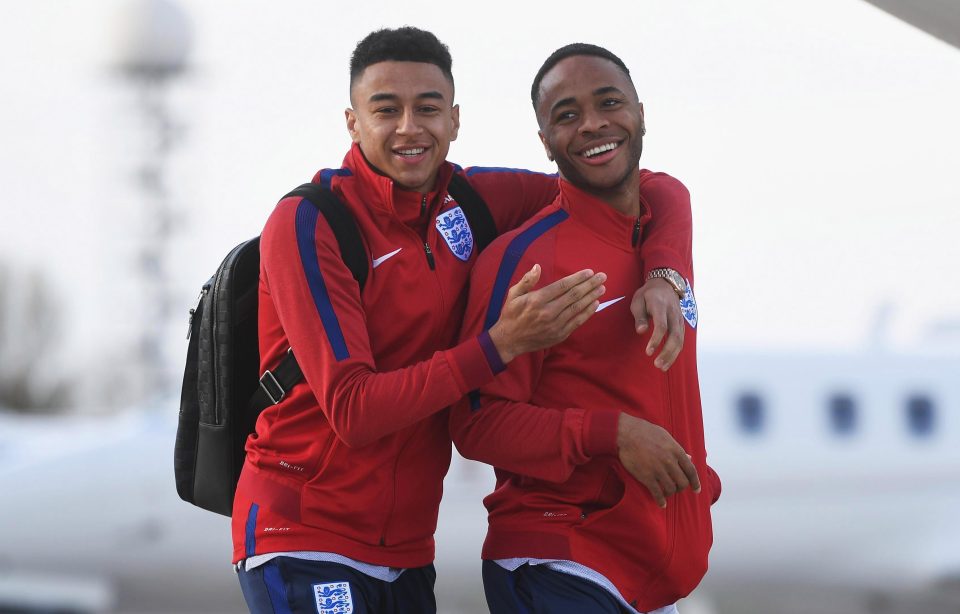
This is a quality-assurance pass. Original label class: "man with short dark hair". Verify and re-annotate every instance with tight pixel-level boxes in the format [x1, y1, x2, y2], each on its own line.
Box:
[232, 29, 695, 613]
[451, 43, 720, 613]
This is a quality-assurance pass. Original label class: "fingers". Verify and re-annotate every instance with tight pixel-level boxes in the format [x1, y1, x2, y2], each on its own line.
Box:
[504, 264, 541, 303]
[643, 477, 667, 509]
[534, 269, 597, 302]
[653, 312, 684, 371]
[631, 291, 649, 333]
[662, 458, 690, 496]
[680, 453, 701, 494]
[645, 308, 669, 358]
[556, 298, 600, 340]
[554, 282, 605, 326]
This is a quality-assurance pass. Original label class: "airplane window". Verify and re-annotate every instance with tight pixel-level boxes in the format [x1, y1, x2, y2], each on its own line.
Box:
[829, 394, 857, 435]
[736, 393, 764, 435]
[906, 395, 935, 437]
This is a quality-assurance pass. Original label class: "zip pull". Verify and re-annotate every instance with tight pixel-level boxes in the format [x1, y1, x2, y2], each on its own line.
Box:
[423, 242, 436, 270]
[632, 217, 642, 247]
[186, 284, 210, 339]
[420, 194, 428, 219]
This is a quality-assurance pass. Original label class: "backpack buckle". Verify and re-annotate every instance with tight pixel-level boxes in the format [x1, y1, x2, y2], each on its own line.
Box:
[259, 370, 285, 405]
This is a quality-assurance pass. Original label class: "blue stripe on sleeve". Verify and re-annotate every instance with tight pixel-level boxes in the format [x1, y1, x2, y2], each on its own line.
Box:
[245, 503, 259, 558]
[296, 200, 350, 361]
[482, 209, 569, 330]
[472, 209, 568, 412]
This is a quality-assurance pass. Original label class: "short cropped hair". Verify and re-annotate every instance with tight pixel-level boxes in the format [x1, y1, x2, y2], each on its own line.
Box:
[350, 27, 454, 88]
[531, 43, 632, 108]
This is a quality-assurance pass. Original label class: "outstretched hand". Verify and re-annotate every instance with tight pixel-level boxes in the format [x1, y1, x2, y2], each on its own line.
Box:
[488, 265, 606, 363]
[617, 413, 700, 508]
[630, 278, 684, 371]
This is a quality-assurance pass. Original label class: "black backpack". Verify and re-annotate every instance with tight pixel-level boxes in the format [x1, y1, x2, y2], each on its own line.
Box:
[174, 175, 496, 516]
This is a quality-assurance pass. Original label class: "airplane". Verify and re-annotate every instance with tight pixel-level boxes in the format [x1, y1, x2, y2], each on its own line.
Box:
[1, 343, 958, 613]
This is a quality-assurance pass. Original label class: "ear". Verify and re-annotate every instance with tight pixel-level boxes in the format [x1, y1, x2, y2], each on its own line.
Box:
[345, 108, 361, 144]
[450, 104, 461, 142]
[538, 130, 554, 161]
[639, 102, 646, 136]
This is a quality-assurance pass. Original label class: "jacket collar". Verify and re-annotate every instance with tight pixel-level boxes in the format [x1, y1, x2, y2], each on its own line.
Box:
[558, 172, 653, 250]
[342, 143, 454, 221]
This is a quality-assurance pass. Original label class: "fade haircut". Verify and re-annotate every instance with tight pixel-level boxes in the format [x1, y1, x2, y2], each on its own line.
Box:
[531, 43, 633, 109]
[350, 27, 454, 90]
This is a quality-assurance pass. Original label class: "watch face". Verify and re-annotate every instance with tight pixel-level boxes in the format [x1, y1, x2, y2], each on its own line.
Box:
[668, 271, 686, 290]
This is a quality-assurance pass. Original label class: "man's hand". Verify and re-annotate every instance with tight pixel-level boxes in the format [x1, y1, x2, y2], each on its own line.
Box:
[617, 413, 700, 508]
[489, 265, 606, 363]
[630, 278, 684, 371]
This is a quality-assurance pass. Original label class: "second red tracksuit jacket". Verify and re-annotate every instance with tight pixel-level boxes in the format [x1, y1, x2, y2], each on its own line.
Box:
[451, 173, 721, 612]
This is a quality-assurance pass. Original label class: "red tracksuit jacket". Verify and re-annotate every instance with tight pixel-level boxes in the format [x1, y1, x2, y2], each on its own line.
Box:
[451, 174, 720, 611]
[231, 144, 695, 568]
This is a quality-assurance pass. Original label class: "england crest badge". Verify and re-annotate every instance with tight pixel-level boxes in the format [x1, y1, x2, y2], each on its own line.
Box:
[313, 581, 353, 614]
[681, 278, 698, 329]
[435, 206, 474, 261]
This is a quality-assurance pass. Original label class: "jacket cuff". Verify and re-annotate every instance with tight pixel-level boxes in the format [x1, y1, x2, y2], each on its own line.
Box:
[641, 247, 686, 280]
[477, 330, 507, 374]
[446, 336, 496, 392]
[583, 409, 620, 458]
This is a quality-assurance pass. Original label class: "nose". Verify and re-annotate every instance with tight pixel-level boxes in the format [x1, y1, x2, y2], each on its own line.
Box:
[578, 106, 609, 134]
[396, 108, 422, 135]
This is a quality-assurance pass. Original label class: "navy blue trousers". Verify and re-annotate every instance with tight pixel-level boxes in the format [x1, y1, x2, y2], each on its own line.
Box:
[482, 560, 630, 614]
[237, 557, 436, 614]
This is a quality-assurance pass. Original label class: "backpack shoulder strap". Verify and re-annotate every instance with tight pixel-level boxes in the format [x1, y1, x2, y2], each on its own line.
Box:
[448, 173, 497, 253]
[284, 183, 369, 292]
[249, 184, 369, 413]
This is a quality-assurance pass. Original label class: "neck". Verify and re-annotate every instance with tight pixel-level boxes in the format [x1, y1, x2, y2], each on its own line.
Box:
[566, 169, 640, 217]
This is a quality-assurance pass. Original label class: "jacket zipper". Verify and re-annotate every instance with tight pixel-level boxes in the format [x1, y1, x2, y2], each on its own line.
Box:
[632, 217, 642, 247]
[660, 370, 679, 569]
[420, 194, 428, 219]
[423, 242, 436, 270]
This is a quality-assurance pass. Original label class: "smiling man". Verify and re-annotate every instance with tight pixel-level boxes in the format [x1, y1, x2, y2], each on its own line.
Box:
[451, 44, 721, 613]
[231, 29, 696, 614]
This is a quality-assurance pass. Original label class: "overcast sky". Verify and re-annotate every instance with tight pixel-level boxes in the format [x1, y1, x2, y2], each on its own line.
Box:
[1, 0, 959, 391]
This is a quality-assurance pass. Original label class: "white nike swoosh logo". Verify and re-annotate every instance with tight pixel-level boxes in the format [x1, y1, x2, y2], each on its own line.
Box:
[596, 296, 626, 312]
[372, 248, 402, 269]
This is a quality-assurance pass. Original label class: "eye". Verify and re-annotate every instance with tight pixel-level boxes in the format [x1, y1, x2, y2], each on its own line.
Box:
[374, 106, 398, 115]
[554, 110, 577, 123]
[601, 98, 623, 108]
[417, 105, 441, 114]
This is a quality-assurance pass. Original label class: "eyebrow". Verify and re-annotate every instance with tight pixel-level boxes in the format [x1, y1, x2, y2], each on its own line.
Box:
[368, 91, 446, 103]
[549, 86, 627, 116]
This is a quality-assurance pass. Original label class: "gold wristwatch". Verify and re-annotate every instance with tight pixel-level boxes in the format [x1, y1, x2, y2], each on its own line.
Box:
[647, 268, 687, 299]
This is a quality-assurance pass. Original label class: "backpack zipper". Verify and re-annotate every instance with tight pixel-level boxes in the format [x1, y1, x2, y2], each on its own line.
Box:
[186, 284, 209, 340]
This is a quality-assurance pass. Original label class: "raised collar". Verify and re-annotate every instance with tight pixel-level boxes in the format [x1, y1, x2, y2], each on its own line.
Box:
[558, 174, 653, 251]
[342, 143, 454, 220]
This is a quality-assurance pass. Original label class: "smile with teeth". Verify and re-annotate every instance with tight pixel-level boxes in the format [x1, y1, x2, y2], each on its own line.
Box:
[582, 142, 620, 158]
[396, 147, 426, 156]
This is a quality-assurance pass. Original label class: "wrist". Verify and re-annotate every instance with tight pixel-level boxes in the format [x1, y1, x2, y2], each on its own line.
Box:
[486, 324, 516, 365]
[646, 268, 686, 299]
